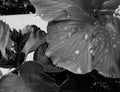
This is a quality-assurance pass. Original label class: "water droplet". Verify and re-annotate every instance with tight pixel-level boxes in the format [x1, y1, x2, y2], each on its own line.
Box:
[112, 37, 115, 40]
[100, 59, 102, 62]
[95, 39, 98, 42]
[84, 34, 88, 40]
[68, 4, 72, 7]
[90, 49, 94, 54]
[75, 50, 80, 54]
[67, 14, 70, 19]
[105, 49, 109, 52]
[64, 27, 67, 30]
[40, 14, 44, 17]
[113, 44, 117, 48]
[68, 32, 72, 37]
[94, 22, 97, 25]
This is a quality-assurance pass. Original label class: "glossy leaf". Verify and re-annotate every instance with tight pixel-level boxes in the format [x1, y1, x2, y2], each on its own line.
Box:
[31, 0, 120, 78]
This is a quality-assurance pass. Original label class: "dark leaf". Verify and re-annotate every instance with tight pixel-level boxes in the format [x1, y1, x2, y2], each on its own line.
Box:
[59, 72, 94, 92]
[0, 61, 59, 92]
[34, 42, 64, 73]
[19, 61, 59, 92]
[0, 49, 25, 69]
[22, 25, 46, 55]
[10, 28, 30, 52]
[59, 70, 118, 92]
[0, 74, 32, 92]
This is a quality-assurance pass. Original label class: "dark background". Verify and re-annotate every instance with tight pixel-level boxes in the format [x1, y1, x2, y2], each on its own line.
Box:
[0, 0, 35, 15]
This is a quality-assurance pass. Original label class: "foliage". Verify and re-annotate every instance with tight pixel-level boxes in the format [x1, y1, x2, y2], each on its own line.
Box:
[0, 0, 35, 15]
[31, 0, 120, 78]
[1, 0, 120, 92]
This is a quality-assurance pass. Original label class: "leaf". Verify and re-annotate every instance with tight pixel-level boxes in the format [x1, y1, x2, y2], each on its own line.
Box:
[0, 20, 12, 58]
[22, 25, 46, 55]
[31, 0, 91, 22]
[0, 74, 30, 92]
[10, 28, 31, 52]
[0, 61, 59, 92]
[19, 61, 59, 92]
[0, 48, 25, 69]
[34, 42, 64, 73]
[102, 0, 120, 10]
[31, 0, 120, 78]
[91, 20, 120, 78]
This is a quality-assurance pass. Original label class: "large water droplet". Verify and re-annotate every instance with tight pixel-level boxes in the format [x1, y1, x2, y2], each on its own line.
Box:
[75, 50, 80, 55]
